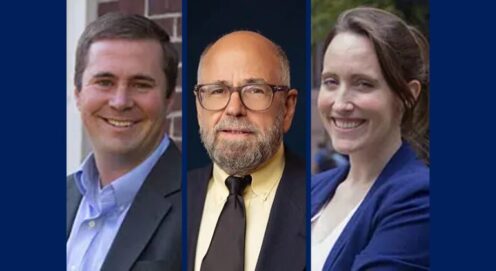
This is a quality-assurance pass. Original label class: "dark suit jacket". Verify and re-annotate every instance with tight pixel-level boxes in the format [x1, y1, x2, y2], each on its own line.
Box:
[312, 143, 429, 271]
[67, 142, 182, 271]
[187, 149, 306, 271]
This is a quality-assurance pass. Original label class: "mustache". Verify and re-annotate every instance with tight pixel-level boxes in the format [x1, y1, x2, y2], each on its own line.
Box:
[214, 118, 258, 134]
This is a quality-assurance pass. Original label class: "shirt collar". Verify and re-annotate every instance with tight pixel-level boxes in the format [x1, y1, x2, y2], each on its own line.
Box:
[74, 135, 170, 211]
[212, 144, 285, 201]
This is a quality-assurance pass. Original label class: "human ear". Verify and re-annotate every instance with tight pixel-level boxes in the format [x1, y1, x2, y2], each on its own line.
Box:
[74, 87, 81, 110]
[408, 80, 422, 101]
[282, 89, 298, 132]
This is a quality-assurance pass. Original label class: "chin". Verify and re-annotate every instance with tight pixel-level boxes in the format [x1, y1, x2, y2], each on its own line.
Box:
[331, 139, 363, 156]
[99, 139, 138, 154]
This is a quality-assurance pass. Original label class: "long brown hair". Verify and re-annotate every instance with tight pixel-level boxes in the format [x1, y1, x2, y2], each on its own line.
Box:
[323, 7, 429, 163]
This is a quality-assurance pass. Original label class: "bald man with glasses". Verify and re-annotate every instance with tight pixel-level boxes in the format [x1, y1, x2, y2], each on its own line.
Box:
[187, 31, 306, 271]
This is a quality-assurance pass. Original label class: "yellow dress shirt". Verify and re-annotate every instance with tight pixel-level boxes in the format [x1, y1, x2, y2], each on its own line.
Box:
[194, 144, 285, 271]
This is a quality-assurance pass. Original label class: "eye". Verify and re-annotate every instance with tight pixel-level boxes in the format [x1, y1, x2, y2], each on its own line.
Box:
[355, 80, 375, 90]
[202, 85, 227, 96]
[210, 88, 225, 95]
[131, 82, 154, 91]
[321, 77, 339, 90]
[95, 79, 114, 88]
[243, 85, 268, 95]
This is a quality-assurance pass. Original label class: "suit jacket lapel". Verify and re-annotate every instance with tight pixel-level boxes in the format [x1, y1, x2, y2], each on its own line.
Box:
[101, 143, 181, 271]
[323, 142, 417, 270]
[255, 150, 306, 271]
[67, 174, 82, 239]
[187, 164, 212, 271]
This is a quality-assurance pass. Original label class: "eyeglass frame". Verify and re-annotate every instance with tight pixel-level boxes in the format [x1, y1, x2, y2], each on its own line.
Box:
[193, 82, 291, 111]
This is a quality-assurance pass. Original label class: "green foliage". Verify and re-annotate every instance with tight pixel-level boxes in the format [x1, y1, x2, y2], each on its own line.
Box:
[312, 0, 397, 45]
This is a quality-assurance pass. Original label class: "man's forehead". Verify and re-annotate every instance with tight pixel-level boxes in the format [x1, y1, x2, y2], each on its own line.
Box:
[204, 36, 278, 61]
[84, 39, 164, 74]
[211, 31, 276, 49]
[198, 44, 281, 83]
[86, 39, 164, 67]
[83, 44, 165, 81]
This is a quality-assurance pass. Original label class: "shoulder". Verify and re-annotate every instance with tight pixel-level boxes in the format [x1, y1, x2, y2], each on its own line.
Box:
[349, 162, 430, 270]
[66, 173, 82, 206]
[187, 164, 212, 179]
[283, 148, 306, 179]
[66, 173, 78, 192]
[187, 164, 213, 190]
[159, 140, 182, 166]
[380, 160, 429, 205]
[370, 160, 430, 227]
[378, 143, 430, 202]
[66, 173, 75, 184]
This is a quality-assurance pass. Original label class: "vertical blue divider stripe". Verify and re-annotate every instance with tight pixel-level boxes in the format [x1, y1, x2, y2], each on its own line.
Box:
[306, 0, 312, 269]
[181, 0, 189, 269]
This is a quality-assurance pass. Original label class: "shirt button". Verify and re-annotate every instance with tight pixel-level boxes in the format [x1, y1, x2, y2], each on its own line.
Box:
[70, 265, 77, 271]
[88, 220, 96, 228]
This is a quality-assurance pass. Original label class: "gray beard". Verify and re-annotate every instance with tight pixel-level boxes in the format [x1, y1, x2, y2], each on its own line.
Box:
[200, 113, 284, 176]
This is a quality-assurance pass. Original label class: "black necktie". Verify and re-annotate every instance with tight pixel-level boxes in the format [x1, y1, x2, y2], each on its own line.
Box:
[200, 175, 252, 271]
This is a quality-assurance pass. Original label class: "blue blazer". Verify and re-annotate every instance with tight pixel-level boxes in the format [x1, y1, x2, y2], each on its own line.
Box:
[312, 143, 429, 271]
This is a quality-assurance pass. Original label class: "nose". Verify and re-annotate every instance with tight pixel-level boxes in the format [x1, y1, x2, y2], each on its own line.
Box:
[109, 85, 134, 110]
[332, 87, 354, 114]
[224, 91, 247, 117]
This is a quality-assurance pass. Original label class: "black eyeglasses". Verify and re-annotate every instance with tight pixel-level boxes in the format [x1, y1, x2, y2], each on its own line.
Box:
[194, 83, 290, 111]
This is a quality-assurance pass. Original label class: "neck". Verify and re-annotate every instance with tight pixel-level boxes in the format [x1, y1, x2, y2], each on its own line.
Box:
[93, 134, 165, 186]
[93, 152, 143, 187]
[346, 135, 402, 185]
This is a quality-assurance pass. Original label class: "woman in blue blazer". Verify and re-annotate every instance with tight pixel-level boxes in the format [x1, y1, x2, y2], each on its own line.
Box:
[312, 7, 429, 271]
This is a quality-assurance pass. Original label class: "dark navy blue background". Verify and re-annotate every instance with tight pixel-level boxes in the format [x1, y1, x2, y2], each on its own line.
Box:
[1, 0, 496, 269]
[1, 1, 66, 269]
[429, 1, 496, 269]
[186, 0, 307, 170]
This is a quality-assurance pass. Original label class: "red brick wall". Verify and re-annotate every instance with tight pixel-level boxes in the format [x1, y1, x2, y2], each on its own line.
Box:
[98, 0, 183, 147]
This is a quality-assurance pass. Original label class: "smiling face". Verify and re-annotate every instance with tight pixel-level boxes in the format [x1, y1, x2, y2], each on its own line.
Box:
[318, 32, 402, 156]
[196, 31, 297, 175]
[76, 39, 169, 164]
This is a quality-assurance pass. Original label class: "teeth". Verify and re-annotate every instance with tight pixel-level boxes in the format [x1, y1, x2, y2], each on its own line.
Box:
[333, 119, 364, 129]
[107, 119, 133, 127]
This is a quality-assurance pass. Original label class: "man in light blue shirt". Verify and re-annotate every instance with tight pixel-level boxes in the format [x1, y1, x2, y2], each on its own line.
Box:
[67, 13, 181, 271]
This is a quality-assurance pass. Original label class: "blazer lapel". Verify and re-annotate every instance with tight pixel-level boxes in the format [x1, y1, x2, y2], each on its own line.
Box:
[101, 143, 181, 271]
[255, 150, 306, 271]
[323, 142, 417, 270]
[187, 164, 212, 271]
[67, 174, 82, 239]
[311, 166, 349, 217]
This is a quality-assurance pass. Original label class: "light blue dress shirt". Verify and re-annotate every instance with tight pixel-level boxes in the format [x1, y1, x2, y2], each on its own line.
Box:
[67, 136, 170, 271]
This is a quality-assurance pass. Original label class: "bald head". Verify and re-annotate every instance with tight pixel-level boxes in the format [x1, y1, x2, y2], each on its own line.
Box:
[198, 31, 290, 86]
[195, 31, 298, 175]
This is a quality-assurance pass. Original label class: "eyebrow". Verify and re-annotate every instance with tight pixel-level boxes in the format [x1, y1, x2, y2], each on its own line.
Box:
[200, 78, 268, 86]
[242, 78, 267, 84]
[321, 72, 337, 79]
[321, 72, 379, 83]
[92, 72, 116, 79]
[91, 72, 156, 84]
[206, 80, 231, 85]
[350, 74, 379, 83]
